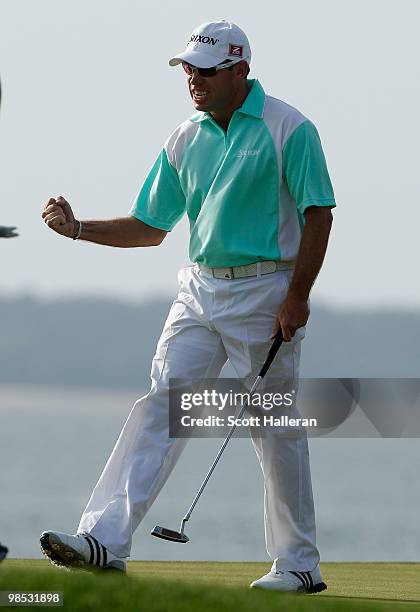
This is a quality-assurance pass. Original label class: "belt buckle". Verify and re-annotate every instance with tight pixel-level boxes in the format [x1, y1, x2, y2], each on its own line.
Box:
[223, 267, 234, 279]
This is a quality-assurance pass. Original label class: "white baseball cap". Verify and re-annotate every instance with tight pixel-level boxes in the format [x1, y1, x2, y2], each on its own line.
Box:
[169, 19, 251, 69]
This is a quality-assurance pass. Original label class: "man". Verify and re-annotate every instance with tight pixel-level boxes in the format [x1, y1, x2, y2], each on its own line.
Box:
[0, 77, 15, 565]
[40, 20, 335, 592]
[0, 213, 16, 563]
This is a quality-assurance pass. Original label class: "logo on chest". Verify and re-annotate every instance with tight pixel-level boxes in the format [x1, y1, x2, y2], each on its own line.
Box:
[236, 149, 261, 158]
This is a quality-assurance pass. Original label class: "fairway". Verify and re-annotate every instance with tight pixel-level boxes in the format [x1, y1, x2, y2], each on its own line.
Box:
[1, 560, 420, 611]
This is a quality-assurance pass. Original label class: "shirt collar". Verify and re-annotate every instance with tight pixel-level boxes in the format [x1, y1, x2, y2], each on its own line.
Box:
[190, 79, 265, 123]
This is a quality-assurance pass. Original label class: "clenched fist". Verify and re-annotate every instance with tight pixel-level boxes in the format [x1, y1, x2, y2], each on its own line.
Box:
[42, 196, 78, 239]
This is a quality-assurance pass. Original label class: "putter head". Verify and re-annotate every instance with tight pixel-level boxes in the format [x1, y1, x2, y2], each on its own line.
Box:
[150, 525, 189, 543]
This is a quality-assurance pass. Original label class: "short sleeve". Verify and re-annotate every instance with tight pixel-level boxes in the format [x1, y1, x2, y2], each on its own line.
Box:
[129, 148, 186, 231]
[282, 120, 336, 214]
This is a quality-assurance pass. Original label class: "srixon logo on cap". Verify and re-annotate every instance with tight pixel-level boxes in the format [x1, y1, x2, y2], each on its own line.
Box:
[229, 44, 243, 57]
[189, 34, 220, 46]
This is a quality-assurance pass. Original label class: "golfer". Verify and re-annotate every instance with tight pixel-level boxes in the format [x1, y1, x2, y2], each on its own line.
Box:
[1, 77, 16, 564]
[0, 217, 16, 561]
[40, 20, 335, 592]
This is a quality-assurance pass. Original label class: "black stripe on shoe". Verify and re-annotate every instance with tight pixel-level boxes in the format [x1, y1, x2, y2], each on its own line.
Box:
[289, 571, 307, 590]
[84, 535, 99, 566]
[88, 534, 104, 567]
[298, 572, 310, 590]
[305, 571, 313, 590]
[101, 544, 107, 567]
[82, 535, 95, 565]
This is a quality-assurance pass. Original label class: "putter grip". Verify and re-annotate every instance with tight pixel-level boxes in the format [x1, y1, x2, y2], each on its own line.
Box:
[258, 330, 284, 378]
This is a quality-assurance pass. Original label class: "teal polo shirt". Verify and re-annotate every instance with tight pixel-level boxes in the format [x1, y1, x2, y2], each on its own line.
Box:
[130, 79, 336, 267]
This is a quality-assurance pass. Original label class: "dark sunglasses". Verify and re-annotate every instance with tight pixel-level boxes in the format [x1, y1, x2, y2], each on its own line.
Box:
[182, 60, 236, 78]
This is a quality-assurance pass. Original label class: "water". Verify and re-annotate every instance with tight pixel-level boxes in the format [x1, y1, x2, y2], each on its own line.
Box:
[1, 385, 419, 562]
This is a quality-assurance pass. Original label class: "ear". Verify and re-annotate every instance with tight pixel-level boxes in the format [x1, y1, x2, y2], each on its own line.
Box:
[235, 60, 250, 79]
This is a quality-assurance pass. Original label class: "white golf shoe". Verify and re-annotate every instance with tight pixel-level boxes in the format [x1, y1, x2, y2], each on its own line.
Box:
[250, 564, 327, 593]
[40, 531, 126, 573]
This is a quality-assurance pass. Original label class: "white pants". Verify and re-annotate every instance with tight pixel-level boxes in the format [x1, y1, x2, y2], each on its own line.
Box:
[78, 265, 320, 572]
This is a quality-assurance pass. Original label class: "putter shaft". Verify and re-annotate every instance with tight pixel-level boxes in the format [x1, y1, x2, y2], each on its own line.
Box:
[180, 374, 263, 532]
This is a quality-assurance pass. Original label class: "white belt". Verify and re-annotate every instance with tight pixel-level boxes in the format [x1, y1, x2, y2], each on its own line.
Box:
[198, 260, 295, 280]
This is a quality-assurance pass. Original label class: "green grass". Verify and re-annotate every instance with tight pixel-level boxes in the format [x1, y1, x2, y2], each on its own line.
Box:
[1, 560, 419, 611]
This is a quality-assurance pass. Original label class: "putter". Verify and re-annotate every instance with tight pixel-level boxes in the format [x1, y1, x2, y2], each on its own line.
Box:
[151, 329, 284, 544]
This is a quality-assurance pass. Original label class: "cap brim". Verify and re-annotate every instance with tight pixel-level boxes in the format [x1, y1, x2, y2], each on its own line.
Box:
[169, 49, 223, 68]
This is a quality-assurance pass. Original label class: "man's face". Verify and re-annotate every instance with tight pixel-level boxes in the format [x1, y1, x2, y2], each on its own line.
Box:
[185, 63, 245, 113]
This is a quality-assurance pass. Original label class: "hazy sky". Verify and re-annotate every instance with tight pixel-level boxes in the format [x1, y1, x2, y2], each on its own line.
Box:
[0, 0, 419, 309]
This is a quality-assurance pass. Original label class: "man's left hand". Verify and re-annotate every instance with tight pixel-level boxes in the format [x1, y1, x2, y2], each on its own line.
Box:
[271, 292, 310, 342]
